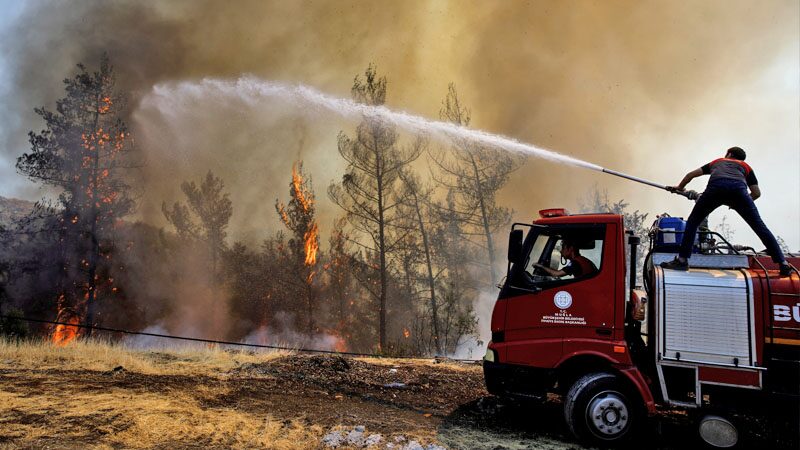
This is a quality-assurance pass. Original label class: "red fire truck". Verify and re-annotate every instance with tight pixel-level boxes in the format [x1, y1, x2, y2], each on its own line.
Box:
[483, 208, 799, 447]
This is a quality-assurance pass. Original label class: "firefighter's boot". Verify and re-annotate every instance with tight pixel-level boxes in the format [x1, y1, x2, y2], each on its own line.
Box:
[661, 257, 688, 271]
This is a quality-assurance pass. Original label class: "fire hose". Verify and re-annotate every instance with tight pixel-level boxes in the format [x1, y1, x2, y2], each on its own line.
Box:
[601, 168, 700, 200]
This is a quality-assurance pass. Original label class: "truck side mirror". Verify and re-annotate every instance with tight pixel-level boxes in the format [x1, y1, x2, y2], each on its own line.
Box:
[508, 229, 524, 263]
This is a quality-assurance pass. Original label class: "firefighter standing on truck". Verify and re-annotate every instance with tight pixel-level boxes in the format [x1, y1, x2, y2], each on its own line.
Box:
[661, 146, 793, 277]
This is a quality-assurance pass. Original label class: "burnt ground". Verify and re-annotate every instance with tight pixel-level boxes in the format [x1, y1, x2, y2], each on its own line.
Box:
[0, 354, 796, 449]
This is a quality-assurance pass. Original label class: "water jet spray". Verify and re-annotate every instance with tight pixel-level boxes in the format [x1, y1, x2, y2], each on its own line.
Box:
[142, 77, 698, 200]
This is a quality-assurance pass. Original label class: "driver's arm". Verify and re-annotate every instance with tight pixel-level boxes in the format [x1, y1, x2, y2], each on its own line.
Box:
[534, 263, 566, 277]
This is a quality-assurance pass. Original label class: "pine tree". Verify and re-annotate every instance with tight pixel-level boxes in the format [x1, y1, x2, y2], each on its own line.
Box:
[399, 171, 442, 354]
[275, 162, 320, 334]
[17, 54, 135, 337]
[162, 170, 233, 335]
[328, 66, 422, 350]
[431, 83, 523, 286]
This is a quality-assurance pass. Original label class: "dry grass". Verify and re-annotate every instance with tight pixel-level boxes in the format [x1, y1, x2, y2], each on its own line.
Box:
[0, 380, 323, 449]
[0, 338, 324, 449]
[0, 339, 465, 449]
[0, 337, 290, 376]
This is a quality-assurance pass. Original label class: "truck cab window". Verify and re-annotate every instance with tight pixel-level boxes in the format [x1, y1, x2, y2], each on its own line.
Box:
[517, 225, 605, 288]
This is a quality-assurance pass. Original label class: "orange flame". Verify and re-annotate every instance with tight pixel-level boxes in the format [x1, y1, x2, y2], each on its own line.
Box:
[277, 163, 319, 272]
[323, 328, 349, 353]
[98, 96, 112, 114]
[289, 163, 318, 267]
[292, 165, 311, 212]
[304, 222, 319, 266]
[52, 308, 79, 346]
[333, 336, 348, 353]
[403, 328, 411, 339]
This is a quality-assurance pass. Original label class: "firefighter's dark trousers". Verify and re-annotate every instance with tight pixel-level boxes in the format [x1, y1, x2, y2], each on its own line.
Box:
[679, 178, 785, 263]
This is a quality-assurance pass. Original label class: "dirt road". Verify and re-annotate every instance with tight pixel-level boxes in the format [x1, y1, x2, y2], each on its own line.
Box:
[0, 352, 795, 449]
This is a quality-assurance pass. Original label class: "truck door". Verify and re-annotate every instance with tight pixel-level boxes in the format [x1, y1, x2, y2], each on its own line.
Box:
[503, 224, 617, 366]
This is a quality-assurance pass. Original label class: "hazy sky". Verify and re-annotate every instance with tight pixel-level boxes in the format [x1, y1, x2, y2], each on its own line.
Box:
[0, 0, 798, 250]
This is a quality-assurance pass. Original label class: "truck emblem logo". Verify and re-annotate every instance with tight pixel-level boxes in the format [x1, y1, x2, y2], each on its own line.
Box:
[554, 291, 573, 309]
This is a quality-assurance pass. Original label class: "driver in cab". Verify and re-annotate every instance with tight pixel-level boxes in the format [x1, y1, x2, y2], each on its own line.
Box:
[533, 239, 597, 279]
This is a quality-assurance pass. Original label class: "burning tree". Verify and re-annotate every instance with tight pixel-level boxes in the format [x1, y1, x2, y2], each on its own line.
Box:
[328, 66, 422, 350]
[431, 83, 523, 286]
[16, 55, 135, 343]
[328, 235, 381, 352]
[275, 162, 320, 335]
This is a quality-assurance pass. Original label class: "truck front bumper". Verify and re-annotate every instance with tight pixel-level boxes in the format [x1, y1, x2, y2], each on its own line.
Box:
[483, 359, 554, 399]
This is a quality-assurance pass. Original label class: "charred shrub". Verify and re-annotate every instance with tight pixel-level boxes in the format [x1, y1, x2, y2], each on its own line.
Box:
[0, 307, 30, 340]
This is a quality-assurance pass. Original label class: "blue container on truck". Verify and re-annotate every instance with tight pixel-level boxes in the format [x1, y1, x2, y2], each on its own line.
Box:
[654, 216, 696, 252]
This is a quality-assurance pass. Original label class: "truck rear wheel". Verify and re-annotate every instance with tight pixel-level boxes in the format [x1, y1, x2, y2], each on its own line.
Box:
[564, 372, 639, 445]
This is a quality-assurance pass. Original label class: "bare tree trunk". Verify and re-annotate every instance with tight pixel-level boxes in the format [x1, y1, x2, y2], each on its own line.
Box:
[410, 188, 441, 355]
[85, 198, 99, 334]
[469, 153, 498, 285]
[376, 148, 387, 351]
[338, 283, 346, 324]
[55, 210, 70, 322]
[85, 102, 101, 336]
[211, 241, 219, 335]
[307, 278, 315, 335]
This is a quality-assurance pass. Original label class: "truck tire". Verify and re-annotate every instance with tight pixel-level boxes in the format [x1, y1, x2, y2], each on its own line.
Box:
[564, 372, 640, 445]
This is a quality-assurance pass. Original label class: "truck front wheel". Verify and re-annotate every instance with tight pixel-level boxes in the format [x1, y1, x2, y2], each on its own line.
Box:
[564, 372, 640, 445]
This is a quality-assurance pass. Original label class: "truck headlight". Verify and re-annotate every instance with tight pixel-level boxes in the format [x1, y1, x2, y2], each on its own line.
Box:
[483, 348, 497, 363]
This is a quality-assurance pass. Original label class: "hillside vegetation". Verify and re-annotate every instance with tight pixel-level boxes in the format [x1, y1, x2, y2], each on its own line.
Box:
[0, 196, 34, 229]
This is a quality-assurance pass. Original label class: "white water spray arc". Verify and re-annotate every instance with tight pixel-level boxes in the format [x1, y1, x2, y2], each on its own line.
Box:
[142, 76, 689, 198]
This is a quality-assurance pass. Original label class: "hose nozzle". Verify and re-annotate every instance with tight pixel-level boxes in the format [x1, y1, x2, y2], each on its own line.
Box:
[683, 190, 700, 201]
[666, 186, 700, 200]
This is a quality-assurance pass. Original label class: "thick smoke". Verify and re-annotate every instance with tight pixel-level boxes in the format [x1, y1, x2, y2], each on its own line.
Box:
[467, 3, 798, 173]
[2, 0, 797, 238]
[2, 0, 798, 347]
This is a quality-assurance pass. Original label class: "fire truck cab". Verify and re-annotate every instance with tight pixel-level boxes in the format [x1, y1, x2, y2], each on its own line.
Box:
[484, 208, 800, 447]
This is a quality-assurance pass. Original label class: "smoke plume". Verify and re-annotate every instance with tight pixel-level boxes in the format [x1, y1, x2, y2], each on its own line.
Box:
[2, 0, 797, 242]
